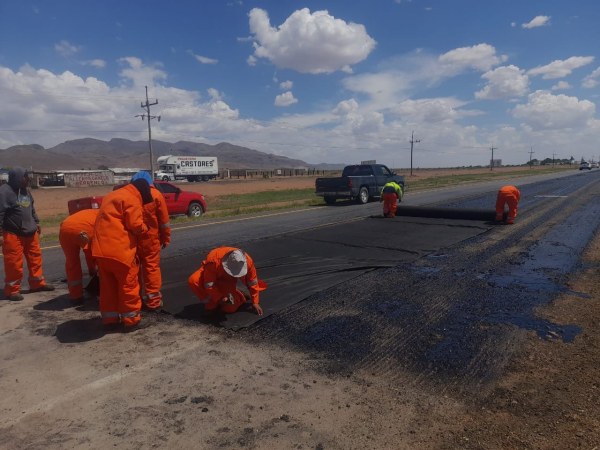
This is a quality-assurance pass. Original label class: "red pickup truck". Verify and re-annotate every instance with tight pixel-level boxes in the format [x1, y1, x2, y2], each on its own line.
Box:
[67, 180, 207, 217]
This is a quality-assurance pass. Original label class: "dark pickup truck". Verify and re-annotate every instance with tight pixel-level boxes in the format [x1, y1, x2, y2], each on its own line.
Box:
[315, 164, 405, 204]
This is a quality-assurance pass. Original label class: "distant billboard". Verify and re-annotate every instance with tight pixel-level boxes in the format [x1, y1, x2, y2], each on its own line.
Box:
[491, 159, 502, 168]
[64, 171, 113, 187]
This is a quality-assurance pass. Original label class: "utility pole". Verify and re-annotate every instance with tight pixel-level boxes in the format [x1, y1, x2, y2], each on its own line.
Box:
[409, 130, 420, 176]
[135, 86, 160, 179]
[528, 146, 535, 169]
[490, 145, 497, 171]
[552, 153, 557, 167]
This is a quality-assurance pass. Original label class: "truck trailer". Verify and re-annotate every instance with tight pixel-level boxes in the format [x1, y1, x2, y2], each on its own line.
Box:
[155, 155, 219, 182]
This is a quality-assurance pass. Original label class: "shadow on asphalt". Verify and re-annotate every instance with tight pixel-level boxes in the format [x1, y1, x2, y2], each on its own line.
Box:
[54, 317, 108, 343]
[33, 294, 99, 312]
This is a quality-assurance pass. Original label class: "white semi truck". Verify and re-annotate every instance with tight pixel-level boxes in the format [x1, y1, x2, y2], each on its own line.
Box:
[155, 155, 219, 182]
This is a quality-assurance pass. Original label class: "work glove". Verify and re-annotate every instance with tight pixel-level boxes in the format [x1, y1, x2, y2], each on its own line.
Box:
[222, 293, 235, 305]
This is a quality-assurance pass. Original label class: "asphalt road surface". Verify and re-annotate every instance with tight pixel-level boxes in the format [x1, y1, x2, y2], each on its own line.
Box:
[4, 168, 600, 448]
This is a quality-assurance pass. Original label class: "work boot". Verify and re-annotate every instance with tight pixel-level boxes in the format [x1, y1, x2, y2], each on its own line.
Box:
[8, 294, 24, 301]
[30, 284, 55, 293]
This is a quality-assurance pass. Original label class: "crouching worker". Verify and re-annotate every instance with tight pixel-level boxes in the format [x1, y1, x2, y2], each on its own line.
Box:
[188, 247, 267, 316]
[59, 209, 98, 303]
[380, 180, 403, 218]
[495, 185, 521, 224]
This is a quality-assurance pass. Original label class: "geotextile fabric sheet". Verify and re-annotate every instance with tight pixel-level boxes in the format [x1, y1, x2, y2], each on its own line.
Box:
[396, 205, 501, 221]
[161, 216, 492, 330]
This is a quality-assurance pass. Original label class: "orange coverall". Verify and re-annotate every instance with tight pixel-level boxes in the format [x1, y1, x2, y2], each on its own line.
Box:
[59, 208, 98, 300]
[92, 183, 148, 327]
[188, 246, 265, 314]
[0, 168, 49, 297]
[138, 185, 171, 310]
[495, 185, 521, 224]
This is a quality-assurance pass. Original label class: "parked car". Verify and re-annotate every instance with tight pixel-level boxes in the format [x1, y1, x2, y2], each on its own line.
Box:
[579, 161, 592, 170]
[67, 180, 207, 217]
[591, 162, 599, 169]
[153, 180, 207, 217]
[315, 164, 405, 204]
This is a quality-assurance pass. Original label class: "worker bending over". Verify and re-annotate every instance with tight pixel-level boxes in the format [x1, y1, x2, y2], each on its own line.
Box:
[380, 180, 403, 218]
[188, 246, 266, 316]
[59, 208, 98, 303]
[495, 185, 521, 224]
[130, 171, 171, 311]
[92, 178, 151, 331]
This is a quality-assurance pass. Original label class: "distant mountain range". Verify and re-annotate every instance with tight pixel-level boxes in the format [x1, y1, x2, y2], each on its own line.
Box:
[0, 138, 344, 171]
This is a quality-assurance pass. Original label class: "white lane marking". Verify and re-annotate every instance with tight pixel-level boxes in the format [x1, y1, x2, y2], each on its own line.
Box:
[30, 207, 319, 252]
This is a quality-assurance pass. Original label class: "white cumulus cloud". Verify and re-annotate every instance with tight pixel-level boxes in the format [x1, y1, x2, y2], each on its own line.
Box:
[248, 7, 376, 74]
[528, 56, 594, 79]
[551, 81, 572, 91]
[392, 97, 469, 123]
[438, 43, 507, 75]
[475, 65, 529, 100]
[118, 57, 167, 88]
[512, 91, 595, 130]
[332, 99, 359, 116]
[522, 15, 551, 29]
[279, 80, 293, 90]
[582, 67, 600, 88]
[274, 91, 298, 107]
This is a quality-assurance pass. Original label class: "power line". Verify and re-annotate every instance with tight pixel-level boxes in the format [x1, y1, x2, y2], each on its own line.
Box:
[528, 146, 535, 169]
[409, 130, 421, 176]
[490, 145, 497, 171]
[135, 86, 160, 176]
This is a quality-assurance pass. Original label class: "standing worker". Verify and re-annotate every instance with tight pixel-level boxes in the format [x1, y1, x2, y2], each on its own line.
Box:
[0, 167, 54, 301]
[130, 171, 171, 311]
[380, 180, 403, 218]
[92, 178, 151, 331]
[495, 185, 521, 224]
[188, 246, 266, 316]
[59, 208, 98, 303]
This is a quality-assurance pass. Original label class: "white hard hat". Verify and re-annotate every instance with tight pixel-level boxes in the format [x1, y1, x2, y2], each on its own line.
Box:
[222, 249, 248, 278]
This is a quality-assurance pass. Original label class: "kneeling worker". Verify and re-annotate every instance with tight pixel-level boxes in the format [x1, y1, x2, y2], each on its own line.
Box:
[495, 185, 521, 224]
[59, 208, 99, 303]
[188, 246, 266, 316]
[380, 180, 403, 218]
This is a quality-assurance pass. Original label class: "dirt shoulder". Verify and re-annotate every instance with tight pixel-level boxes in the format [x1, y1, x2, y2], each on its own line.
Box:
[450, 230, 600, 449]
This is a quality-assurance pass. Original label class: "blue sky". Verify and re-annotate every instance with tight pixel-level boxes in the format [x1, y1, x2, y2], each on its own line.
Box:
[1, 0, 599, 167]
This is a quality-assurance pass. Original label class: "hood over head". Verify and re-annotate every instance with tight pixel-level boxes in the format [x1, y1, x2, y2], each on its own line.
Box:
[8, 167, 28, 190]
[131, 170, 154, 186]
[131, 178, 153, 205]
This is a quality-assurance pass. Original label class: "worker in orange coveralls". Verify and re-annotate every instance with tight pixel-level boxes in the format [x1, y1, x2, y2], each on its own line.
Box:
[59, 208, 99, 303]
[380, 180, 403, 218]
[130, 171, 171, 311]
[92, 178, 151, 331]
[495, 185, 521, 224]
[188, 246, 267, 316]
[0, 167, 55, 301]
